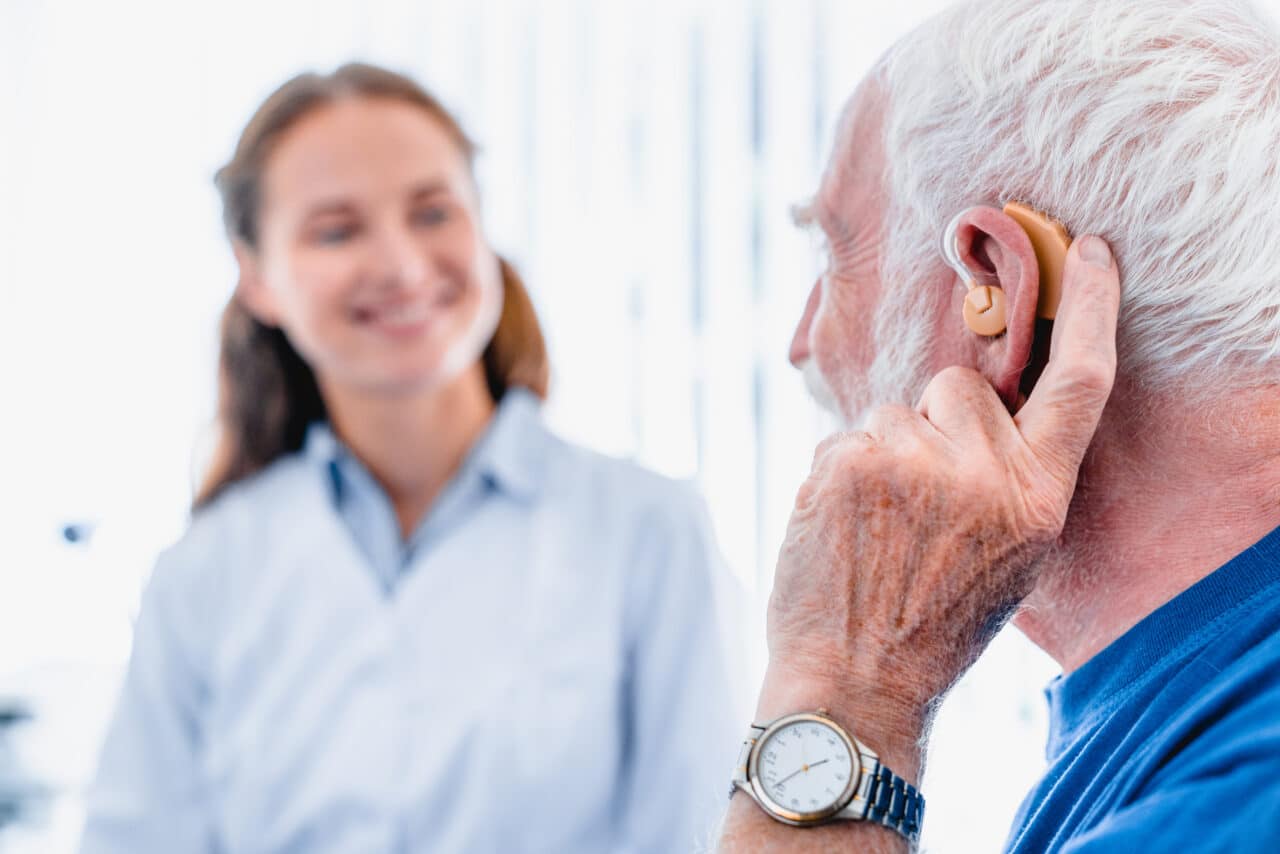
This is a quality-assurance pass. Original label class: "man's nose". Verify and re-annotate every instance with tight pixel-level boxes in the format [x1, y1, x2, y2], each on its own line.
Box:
[789, 280, 822, 368]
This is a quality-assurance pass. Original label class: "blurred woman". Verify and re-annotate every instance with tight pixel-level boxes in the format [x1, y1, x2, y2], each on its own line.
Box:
[81, 63, 738, 853]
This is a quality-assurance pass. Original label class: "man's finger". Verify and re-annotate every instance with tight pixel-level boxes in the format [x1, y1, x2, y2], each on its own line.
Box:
[808, 429, 876, 473]
[1014, 235, 1121, 476]
[916, 365, 1009, 443]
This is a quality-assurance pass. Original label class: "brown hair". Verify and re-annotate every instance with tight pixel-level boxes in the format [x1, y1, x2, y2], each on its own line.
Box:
[196, 62, 549, 509]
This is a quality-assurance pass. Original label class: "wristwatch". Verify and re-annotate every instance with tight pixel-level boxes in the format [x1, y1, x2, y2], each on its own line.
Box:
[730, 708, 925, 843]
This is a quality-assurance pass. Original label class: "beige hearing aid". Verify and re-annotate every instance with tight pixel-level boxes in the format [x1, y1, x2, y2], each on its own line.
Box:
[941, 201, 1073, 337]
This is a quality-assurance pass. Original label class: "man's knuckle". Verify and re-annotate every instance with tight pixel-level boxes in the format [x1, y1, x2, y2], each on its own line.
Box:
[932, 365, 983, 394]
[811, 435, 843, 468]
[1021, 492, 1068, 541]
[866, 404, 917, 437]
[1073, 358, 1116, 398]
[816, 435, 841, 454]
[817, 432, 868, 470]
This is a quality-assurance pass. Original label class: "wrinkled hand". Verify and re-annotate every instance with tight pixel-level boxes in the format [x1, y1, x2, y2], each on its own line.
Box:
[761, 237, 1121, 761]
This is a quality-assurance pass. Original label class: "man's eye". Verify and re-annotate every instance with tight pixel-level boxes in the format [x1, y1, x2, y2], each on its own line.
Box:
[412, 206, 450, 227]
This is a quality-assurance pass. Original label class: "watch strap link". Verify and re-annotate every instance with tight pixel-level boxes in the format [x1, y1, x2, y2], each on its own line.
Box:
[861, 761, 925, 843]
[729, 723, 767, 798]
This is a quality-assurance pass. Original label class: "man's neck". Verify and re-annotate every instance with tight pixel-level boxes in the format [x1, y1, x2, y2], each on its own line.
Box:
[1015, 382, 1280, 673]
[319, 365, 496, 540]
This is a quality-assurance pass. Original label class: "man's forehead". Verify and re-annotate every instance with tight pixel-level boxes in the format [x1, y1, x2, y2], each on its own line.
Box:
[814, 82, 889, 236]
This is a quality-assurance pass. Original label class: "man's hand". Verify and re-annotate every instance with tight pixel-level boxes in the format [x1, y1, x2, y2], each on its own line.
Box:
[720, 236, 1120, 852]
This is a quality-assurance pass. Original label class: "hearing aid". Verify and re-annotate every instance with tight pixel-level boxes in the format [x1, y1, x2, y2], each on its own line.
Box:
[940, 201, 1073, 337]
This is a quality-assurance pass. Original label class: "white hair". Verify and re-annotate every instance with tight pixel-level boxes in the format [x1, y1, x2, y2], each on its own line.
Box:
[876, 0, 1280, 394]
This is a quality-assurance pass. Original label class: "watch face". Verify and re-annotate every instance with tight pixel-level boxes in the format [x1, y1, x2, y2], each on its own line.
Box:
[751, 715, 860, 822]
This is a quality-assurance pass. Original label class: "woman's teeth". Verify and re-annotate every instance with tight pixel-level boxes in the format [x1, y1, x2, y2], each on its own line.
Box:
[369, 302, 428, 324]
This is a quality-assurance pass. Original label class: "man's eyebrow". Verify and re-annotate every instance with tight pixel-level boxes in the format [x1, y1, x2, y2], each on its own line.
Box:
[790, 198, 819, 230]
[792, 198, 847, 243]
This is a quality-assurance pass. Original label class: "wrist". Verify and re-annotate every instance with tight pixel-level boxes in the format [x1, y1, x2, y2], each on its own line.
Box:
[755, 658, 928, 785]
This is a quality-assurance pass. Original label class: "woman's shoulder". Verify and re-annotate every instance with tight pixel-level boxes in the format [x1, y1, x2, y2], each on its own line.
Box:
[154, 453, 319, 584]
[544, 446, 724, 580]
[499, 390, 706, 517]
[190, 452, 317, 531]
[123, 453, 321, 668]
[548, 437, 739, 640]
[544, 431, 707, 516]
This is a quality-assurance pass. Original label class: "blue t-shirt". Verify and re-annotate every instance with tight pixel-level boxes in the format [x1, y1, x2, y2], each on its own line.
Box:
[1005, 524, 1280, 852]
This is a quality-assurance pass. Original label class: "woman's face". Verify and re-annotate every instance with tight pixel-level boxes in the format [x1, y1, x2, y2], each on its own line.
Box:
[239, 96, 502, 397]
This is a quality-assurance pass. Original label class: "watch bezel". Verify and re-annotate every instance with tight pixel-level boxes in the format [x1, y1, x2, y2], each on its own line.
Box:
[747, 711, 863, 826]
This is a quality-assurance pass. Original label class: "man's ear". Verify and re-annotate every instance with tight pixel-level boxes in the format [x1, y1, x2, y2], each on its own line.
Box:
[232, 241, 281, 327]
[951, 206, 1042, 409]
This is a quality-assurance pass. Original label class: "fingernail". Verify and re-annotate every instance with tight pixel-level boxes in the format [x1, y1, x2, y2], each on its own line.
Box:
[1079, 235, 1113, 269]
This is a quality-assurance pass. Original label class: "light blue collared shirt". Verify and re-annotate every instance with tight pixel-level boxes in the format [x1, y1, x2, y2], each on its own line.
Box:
[82, 389, 740, 853]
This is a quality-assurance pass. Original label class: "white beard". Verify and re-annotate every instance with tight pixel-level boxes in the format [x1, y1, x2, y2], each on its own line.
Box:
[800, 307, 933, 431]
[801, 358, 843, 422]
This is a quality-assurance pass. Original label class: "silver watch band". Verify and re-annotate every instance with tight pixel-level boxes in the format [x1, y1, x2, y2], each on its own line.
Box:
[728, 723, 766, 797]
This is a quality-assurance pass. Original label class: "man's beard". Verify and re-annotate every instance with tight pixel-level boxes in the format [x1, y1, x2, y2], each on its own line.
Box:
[801, 358, 843, 421]
[801, 307, 932, 430]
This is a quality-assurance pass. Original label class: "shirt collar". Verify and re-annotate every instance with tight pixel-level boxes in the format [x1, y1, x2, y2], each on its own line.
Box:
[302, 386, 549, 504]
[467, 387, 548, 500]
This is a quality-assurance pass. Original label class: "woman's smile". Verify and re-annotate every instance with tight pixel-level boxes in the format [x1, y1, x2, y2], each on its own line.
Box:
[349, 283, 464, 338]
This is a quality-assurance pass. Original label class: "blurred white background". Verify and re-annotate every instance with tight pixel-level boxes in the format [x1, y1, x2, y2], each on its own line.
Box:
[13, 0, 1266, 850]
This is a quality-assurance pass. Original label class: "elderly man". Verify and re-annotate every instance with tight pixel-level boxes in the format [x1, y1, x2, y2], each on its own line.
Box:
[718, 0, 1280, 851]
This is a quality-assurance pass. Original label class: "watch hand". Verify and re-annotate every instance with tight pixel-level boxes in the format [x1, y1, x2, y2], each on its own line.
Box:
[777, 766, 807, 786]
[776, 758, 831, 786]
